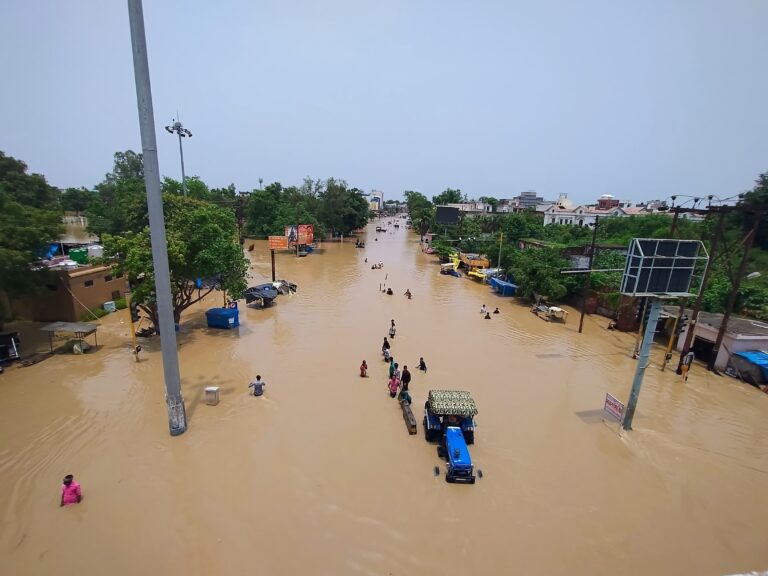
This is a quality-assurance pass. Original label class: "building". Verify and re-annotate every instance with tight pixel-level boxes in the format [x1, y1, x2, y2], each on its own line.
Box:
[12, 265, 129, 322]
[513, 190, 545, 209]
[674, 309, 768, 370]
[363, 190, 384, 211]
[542, 204, 623, 226]
[596, 194, 620, 210]
[442, 202, 492, 214]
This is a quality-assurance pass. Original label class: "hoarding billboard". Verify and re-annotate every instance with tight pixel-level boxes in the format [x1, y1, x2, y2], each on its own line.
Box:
[285, 225, 314, 244]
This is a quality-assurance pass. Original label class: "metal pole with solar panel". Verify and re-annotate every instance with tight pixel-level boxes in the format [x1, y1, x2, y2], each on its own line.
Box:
[618, 239, 709, 430]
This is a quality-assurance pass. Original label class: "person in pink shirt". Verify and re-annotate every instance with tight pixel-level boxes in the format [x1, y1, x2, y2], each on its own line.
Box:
[60, 474, 82, 507]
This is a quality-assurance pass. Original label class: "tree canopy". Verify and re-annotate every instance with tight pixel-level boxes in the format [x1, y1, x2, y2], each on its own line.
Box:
[432, 188, 464, 205]
[0, 151, 63, 318]
[102, 195, 248, 326]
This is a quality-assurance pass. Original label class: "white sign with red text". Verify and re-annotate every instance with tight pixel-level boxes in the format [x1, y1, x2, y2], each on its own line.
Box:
[603, 393, 625, 422]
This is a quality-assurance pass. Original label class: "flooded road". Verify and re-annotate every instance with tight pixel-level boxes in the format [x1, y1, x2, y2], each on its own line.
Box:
[1, 221, 767, 575]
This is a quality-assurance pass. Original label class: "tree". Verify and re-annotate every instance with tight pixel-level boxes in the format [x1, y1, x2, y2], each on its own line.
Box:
[102, 195, 248, 326]
[0, 151, 63, 322]
[317, 179, 369, 235]
[507, 247, 578, 302]
[161, 176, 210, 200]
[245, 182, 283, 237]
[404, 190, 435, 235]
[479, 196, 499, 213]
[105, 150, 143, 183]
[60, 187, 94, 215]
[432, 188, 464, 205]
[87, 151, 148, 237]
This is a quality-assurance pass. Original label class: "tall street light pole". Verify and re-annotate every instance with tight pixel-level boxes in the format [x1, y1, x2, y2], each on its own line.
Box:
[165, 119, 192, 196]
[127, 0, 187, 436]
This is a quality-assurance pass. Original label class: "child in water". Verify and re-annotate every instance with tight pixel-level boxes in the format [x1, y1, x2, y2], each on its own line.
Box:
[360, 360, 368, 377]
[417, 357, 427, 372]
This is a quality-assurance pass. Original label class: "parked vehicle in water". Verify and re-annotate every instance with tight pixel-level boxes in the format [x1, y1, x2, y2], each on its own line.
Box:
[440, 262, 461, 277]
[0, 332, 21, 365]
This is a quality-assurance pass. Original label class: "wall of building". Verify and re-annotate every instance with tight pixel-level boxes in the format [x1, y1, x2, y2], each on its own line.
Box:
[12, 266, 128, 322]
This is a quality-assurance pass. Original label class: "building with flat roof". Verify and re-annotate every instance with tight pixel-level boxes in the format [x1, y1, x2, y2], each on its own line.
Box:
[12, 265, 129, 322]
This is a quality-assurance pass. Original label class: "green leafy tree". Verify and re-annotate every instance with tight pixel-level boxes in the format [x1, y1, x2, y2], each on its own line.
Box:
[317, 179, 369, 235]
[102, 195, 248, 327]
[161, 176, 211, 200]
[507, 247, 578, 302]
[590, 250, 626, 291]
[0, 151, 63, 323]
[106, 150, 144, 183]
[87, 151, 148, 236]
[432, 188, 464, 205]
[61, 187, 94, 215]
[245, 182, 283, 237]
[499, 212, 544, 243]
[404, 190, 435, 235]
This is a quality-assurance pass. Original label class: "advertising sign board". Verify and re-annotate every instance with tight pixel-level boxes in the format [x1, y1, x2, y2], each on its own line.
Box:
[603, 393, 625, 422]
[269, 236, 288, 249]
[285, 225, 314, 244]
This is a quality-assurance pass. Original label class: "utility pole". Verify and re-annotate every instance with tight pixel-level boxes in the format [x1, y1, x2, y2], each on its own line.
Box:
[661, 209, 684, 371]
[497, 232, 503, 269]
[578, 216, 599, 334]
[164, 119, 192, 196]
[676, 210, 727, 373]
[707, 216, 760, 372]
[128, 0, 187, 436]
[622, 298, 662, 430]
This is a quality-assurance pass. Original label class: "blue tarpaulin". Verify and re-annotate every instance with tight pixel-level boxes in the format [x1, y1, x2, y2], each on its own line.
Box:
[733, 351, 768, 381]
[490, 276, 517, 296]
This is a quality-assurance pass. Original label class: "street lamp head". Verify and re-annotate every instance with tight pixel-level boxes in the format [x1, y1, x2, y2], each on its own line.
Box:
[164, 126, 173, 133]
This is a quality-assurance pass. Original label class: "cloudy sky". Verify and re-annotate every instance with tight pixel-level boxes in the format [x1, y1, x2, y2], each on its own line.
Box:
[1, 0, 766, 204]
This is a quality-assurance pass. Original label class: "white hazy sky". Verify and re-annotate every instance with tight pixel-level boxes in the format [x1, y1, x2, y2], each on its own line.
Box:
[1, 0, 766, 204]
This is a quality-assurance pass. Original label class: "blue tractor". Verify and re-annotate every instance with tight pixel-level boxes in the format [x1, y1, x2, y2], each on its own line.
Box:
[424, 390, 480, 484]
[438, 426, 476, 483]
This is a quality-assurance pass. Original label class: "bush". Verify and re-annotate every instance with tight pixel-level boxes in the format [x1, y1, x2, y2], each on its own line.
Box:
[114, 297, 127, 310]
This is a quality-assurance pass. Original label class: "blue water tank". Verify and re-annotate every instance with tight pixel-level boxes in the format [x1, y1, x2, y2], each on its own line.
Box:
[205, 307, 240, 329]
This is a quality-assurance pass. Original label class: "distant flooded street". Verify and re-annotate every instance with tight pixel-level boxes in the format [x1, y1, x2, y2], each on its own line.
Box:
[1, 221, 767, 575]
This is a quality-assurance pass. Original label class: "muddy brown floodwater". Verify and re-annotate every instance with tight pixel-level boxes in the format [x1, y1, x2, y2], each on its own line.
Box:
[1, 221, 767, 575]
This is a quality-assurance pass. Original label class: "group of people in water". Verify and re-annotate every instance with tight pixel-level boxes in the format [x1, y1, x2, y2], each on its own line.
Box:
[480, 304, 500, 319]
[359, 320, 427, 405]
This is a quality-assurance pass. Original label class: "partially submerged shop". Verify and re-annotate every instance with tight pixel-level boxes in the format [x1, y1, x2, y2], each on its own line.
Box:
[676, 310, 768, 370]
